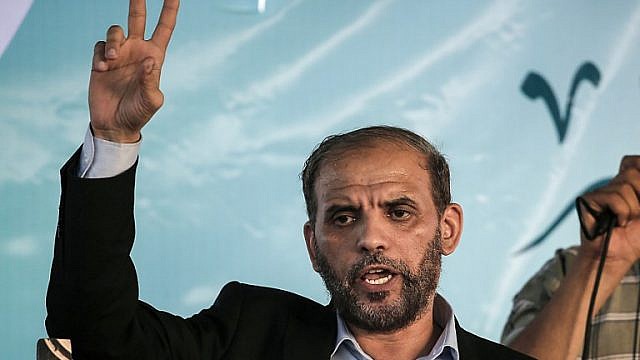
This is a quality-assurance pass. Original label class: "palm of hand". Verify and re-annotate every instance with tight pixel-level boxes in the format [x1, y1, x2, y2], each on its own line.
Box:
[607, 221, 640, 265]
[89, 38, 165, 141]
[581, 220, 640, 272]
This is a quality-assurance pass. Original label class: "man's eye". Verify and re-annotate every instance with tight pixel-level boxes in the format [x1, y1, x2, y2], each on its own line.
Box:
[389, 209, 411, 220]
[333, 214, 356, 226]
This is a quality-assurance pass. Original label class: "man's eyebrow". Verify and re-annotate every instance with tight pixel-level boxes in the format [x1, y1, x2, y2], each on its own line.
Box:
[383, 196, 418, 208]
[324, 204, 360, 216]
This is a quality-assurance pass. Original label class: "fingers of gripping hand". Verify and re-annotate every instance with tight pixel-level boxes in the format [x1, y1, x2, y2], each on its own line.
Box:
[586, 158, 640, 228]
[620, 155, 640, 173]
[611, 165, 640, 224]
[601, 188, 635, 226]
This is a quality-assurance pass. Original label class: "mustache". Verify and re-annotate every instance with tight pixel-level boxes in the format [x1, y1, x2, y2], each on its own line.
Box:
[345, 252, 411, 284]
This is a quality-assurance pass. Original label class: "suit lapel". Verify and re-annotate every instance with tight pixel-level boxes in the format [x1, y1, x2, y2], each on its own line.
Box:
[455, 319, 535, 360]
[282, 304, 336, 360]
[455, 319, 482, 360]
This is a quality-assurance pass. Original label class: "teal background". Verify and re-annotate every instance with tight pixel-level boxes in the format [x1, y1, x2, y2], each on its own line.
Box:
[1, 1, 640, 358]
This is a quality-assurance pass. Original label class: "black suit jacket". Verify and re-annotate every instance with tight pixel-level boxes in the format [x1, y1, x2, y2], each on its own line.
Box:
[46, 151, 534, 359]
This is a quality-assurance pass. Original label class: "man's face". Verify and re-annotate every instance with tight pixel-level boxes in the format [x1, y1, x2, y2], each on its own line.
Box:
[304, 141, 461, 333]
[314, 226, 442, 332]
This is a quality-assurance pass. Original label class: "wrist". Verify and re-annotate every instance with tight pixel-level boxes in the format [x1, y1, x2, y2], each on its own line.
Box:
[575, 245, 634, 280]
[91, 127, 141, 144]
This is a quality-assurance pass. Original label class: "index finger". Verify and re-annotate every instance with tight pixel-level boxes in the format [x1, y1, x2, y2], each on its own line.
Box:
[620, 155, 640, 172]
[151, 0, 179, 49]
[128, 0, 147, 39]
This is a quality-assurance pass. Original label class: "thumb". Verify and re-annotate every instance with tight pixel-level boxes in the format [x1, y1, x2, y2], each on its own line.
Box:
[139, 57, 164, 113]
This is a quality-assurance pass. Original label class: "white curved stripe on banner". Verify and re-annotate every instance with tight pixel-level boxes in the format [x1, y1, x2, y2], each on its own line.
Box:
[0, 0, 33, 59]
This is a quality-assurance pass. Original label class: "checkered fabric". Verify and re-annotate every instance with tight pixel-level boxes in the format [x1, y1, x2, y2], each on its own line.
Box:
[502, 247, 640, 359]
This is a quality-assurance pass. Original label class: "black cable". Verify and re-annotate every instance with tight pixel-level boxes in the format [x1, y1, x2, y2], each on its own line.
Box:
[576, 197, 616, 359]
[580, 217, 614, 358]
[632, 263, 640, 360]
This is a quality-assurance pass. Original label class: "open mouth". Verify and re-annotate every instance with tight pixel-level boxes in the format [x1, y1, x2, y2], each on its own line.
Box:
[360, 266, 397, 285]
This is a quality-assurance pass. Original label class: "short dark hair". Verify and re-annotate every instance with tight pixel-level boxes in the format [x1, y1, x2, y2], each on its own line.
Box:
[301, 125, 451, 224]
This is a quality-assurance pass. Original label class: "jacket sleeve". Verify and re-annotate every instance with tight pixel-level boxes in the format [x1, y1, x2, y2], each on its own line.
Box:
[45, 149, 242, 359]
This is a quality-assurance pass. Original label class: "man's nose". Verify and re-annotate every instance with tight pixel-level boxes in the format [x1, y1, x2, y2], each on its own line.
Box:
[356, 216, 389, 253]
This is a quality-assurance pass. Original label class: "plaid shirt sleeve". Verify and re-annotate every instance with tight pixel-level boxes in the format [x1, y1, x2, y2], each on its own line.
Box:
[501, 247, 579, 345]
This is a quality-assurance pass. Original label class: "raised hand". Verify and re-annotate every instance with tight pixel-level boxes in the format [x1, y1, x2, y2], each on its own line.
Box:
[89, 0, 179, 143]
[578, 156, 640, 266]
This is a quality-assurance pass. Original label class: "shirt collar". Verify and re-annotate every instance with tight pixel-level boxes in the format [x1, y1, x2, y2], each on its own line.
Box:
[330, 293, 459, 360]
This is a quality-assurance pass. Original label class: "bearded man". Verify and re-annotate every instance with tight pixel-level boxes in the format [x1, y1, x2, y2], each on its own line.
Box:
[44, 0, 533, 359]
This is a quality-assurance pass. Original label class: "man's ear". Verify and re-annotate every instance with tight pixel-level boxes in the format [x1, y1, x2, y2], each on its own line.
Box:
[303, 221, 320, 272]
[439, 203, 463, 256]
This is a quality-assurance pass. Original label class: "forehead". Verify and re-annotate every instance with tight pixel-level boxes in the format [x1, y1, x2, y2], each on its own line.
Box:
[314, 142, 432, 200]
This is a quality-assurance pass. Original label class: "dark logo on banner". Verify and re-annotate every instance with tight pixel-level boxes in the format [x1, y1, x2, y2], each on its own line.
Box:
[521, 61, 600, 143]
[517, 61, 612, 253]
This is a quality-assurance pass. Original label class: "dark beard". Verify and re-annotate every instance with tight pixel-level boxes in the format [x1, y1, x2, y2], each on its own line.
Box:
[314, 228, 442, 333]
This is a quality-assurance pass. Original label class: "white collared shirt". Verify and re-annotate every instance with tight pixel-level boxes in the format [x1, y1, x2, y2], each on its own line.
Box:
[331, 294, 459, 360]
